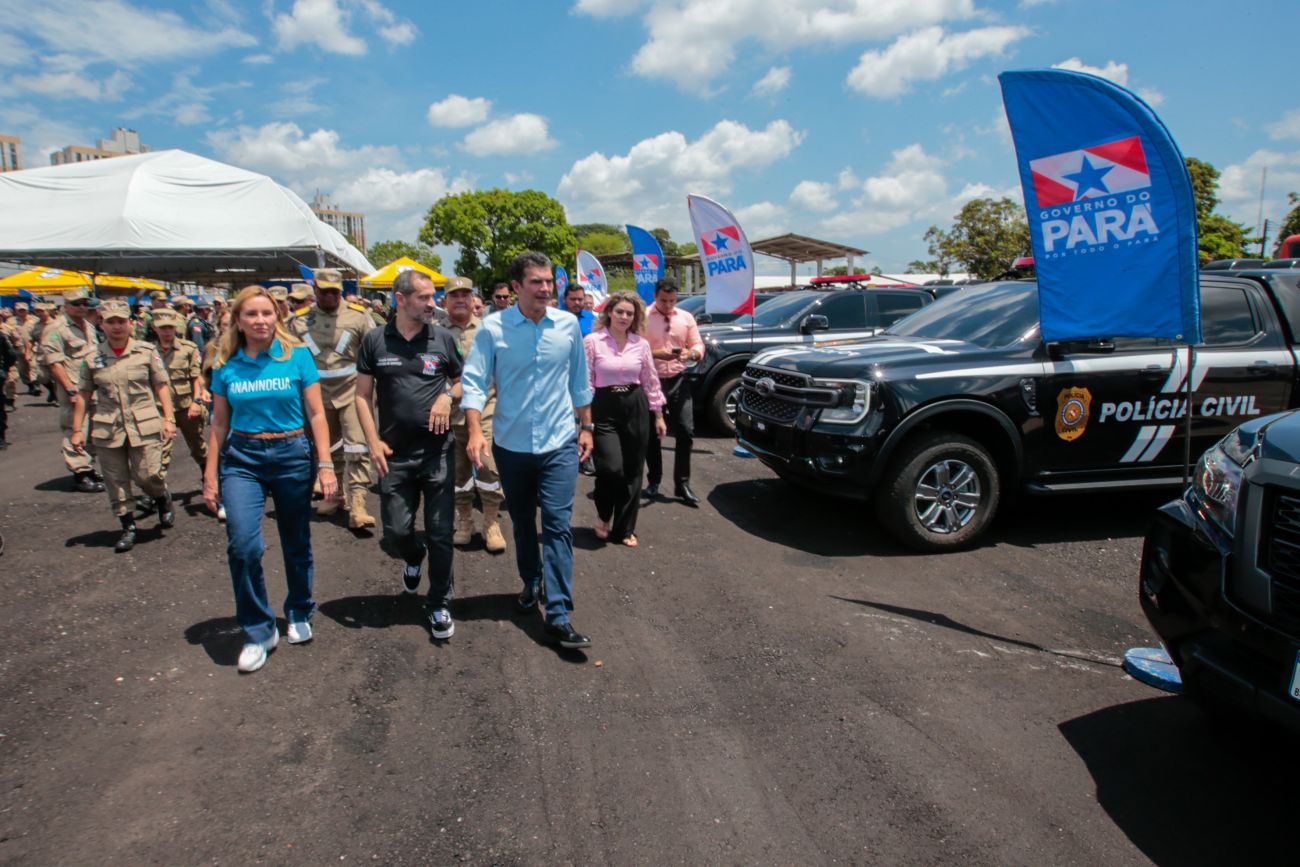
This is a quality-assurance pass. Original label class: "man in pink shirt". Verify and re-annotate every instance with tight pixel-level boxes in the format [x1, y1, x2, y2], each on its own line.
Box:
[644, 277, 705, 506]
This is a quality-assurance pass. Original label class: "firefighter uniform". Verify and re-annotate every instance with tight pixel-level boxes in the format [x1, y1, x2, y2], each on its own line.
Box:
[40, 288, 102, 484]
[288, 269, 376, 527]
[151, 309, 208, 477]
[76, 300, 175, 551]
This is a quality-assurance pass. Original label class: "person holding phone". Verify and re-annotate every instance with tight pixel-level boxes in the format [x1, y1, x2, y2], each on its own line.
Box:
[644, 278, 705, 506]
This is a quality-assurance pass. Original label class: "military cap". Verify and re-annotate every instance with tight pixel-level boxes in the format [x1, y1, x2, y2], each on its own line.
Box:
[314, 268, 343, 288]
[86, 297, 102, 309]
[149, 288, 168, 300]
[443, 276, 474, 293]
[170, 294, 194, 307]
[268, 286, 288, 301]
[64, 287, 91, 302]
[289, 283, 313, 301]
[194, 297, 213, 309]
[100, 299, 132, 320]
[152, 309, 183, 328]
[35, 301, 56, 311]
[14, 302, 29, 312]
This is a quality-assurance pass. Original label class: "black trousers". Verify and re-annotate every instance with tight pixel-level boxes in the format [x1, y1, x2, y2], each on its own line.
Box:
[593, 386, 650, 542]
[645, 374, 693, 486]
[378, 440, 455, 609]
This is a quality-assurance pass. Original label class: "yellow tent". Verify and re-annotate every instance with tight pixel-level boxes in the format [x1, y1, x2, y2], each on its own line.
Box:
[359, 257, 446, 288]
[0, 266, 165, 297]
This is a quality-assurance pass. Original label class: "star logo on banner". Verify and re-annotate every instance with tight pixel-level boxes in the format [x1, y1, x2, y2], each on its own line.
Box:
[711, 232, 730, 251]
[1064, 155, 1114, 199]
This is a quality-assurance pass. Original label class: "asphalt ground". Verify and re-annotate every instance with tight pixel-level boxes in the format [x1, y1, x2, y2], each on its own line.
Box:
[1, 391, 1297, 866]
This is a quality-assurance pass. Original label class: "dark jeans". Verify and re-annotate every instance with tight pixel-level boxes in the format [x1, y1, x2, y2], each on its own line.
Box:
[593, 386, 649, 542]
[220, 432, 315, 645]
[493, 439, 578, 625]
[646, 374, 693, 486]
[378, 440, 455, 610]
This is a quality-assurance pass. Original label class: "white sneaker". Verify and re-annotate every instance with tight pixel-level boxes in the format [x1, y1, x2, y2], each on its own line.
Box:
[237, 629, 278, 673]
[217, 504, 226, 521]
[287, 620, 313, 644]
[428, 608, 455, 640]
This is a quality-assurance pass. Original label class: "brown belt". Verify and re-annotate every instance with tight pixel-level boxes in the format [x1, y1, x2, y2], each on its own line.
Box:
[231, 427, 304, 440]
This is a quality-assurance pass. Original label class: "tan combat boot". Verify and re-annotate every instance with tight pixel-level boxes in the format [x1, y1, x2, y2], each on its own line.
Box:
[482, 503, 507, 554]
[348, 488, 376, 529]
[453, 502, 475, 545]
[315, 493, 344, 515]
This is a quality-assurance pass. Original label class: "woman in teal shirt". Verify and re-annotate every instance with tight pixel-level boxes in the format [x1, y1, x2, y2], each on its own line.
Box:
[204, 285, 336, 674]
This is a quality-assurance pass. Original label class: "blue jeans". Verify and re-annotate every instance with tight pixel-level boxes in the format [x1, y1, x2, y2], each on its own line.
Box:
[493, 439, 578, 625]
[220, 432, 315, 644]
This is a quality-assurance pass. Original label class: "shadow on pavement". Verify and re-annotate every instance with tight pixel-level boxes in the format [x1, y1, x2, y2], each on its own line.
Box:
[65, 525, 164, 549]
[1059, 698, 1298, 865]
[318, 594, 428, 630]
[708, 478, 900, 557]
[999, 490, 1169, 547]
[184, 616, 245, 666]
[34, 475, 76, 492]
[832, 596, 1122, 668]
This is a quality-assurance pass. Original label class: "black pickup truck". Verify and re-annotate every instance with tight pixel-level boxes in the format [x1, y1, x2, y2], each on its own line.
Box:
[685, 286, 935, 434]
[735, 269, 1300, 551]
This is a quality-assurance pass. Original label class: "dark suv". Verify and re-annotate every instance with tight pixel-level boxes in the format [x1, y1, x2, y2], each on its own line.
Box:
[685, 287, 935, 433]
[1141, 409, 1300, 731]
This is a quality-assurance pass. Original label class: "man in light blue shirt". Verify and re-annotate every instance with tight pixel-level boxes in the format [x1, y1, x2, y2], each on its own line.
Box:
[463, 251, 595, 649]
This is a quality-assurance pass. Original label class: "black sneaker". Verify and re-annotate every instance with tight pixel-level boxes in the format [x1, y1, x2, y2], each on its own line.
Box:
[543, 622, 591, 649]
[516, 586, 539, 612]
[401, 563, 421, 595]
[428, 607, 455, 640]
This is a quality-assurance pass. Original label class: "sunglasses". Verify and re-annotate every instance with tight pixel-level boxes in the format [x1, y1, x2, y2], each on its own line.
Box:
[66, 300, 90, 307]
[493, 295, 510, 300]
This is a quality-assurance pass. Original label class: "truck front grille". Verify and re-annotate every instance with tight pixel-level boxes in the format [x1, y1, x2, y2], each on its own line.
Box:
[1263, 491, 1300, 634]
[739, 364, 839, 424]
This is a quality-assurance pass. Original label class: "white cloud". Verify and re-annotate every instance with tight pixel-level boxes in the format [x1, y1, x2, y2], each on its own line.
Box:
[558, 118, 803, 237]
[504, 171, 533, 185]
[207, 121, 400, 174]
[837, 167, 861, 190]
[1219, 148, 1300, 232]
[1052, 57, 1128, 85]
[379, 22, 415, 45]
[0, 103, 90, 165]
[461, 114, 557, 157]
[820, 144, 955, 237]
[427, 94, 492, 128]
[270, 77, 328, 117]
[586, 0, 977, 88]
[242, 53, 274, 64]
[847, 25, 1028, 98]
[0, 0, 256, 64]
[8, 67, 132, 101]
[1137, 88, 1164, 107]
[734, 201, 787, 238]
[125, 73, 250, 126]
[790, 180, 837, 212]
[572, 0, 647, 16]
[335, 167, 472, 214]
[752, 65, 791, 97]
[1268, 109, 1300, 141]
[274, 0, 367, 55]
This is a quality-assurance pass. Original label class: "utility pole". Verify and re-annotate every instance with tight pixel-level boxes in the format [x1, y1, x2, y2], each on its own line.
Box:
[1256, 166, 1268, 256]
[1261, 219, 1270, 257]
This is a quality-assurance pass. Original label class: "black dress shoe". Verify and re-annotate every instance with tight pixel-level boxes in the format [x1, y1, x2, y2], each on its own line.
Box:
[74, 473, 104, 493]
[115, 517, 137, 553]
[543, 621, 591, 649]
[155, 494, 175, 529]
[675, 482, 700, 506]
[642, 483, 660, 499]
[517, 585, 540, 612]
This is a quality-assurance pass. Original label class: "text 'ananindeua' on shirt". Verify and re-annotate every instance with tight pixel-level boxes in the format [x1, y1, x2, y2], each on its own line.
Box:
[210, 339, 320, 434]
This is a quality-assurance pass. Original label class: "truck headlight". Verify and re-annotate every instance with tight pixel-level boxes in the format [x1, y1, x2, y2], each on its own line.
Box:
[818, 380, 872, 424]
[1193, 440, 1244, 533]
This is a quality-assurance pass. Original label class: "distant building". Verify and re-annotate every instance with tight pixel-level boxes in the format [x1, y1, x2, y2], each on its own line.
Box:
[0, 134, 20, 172]
[51, 127, 149, 166]
[310, 192, 367, 251]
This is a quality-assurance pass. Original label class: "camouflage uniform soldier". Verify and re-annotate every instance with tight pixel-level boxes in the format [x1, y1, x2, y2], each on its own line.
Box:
[442, 277, 506, 552]
[0, 309, 18, 406]
[151, 309, 208, 477]
[287, 268, 377, 528]
[11, 303, 38, 394]
[134, 289, 171, 343]
[40, 288, 105, 492]
[27, 302, 54, 401]
[70, 299, 178, 552]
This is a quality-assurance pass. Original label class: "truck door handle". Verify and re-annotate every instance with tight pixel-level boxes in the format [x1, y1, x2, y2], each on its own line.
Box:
[1140, 366, 1165, 380]
[1250, 360, 1274, 367]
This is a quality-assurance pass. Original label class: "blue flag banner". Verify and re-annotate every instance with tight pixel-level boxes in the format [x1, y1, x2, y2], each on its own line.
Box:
[626, 224, 665, 304]
[999, 69, 1200, 344]
[555, 265, 569, 294]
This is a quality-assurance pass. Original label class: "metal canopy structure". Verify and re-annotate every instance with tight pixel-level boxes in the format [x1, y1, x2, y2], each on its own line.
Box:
[751, 233, 870, 285]
[595, 252, 704, 293]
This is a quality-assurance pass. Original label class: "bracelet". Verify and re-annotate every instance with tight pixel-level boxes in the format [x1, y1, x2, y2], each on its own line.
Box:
[580, 423, 595, 432]
[318, 461, 335, 470]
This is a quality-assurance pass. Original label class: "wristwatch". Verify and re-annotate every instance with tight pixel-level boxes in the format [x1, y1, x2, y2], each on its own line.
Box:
[580, 424, 595, 432]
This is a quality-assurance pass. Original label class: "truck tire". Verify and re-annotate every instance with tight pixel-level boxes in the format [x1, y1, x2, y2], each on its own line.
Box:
[708, 373, 742, 435]
[874, 431, 1000, 551]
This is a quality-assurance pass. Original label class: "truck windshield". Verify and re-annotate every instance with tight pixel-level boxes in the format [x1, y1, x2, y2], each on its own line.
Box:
[730, 293, 815, 328]
[885, 282, 1040, 348]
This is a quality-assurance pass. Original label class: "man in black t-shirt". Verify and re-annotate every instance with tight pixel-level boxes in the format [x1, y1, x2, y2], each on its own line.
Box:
[355, 270, 464, 640]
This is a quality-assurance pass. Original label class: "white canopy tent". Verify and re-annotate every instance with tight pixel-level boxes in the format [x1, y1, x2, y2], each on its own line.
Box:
[0, 150, 374, 282]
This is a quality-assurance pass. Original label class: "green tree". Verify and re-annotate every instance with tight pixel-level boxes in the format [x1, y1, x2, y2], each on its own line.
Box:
[1274, 192, 1300, 257]
[678, 242, 698, 257]
[367, 239, 443, 273]
[420, 189, 576, 288]
[571, 223, 622, 238]
[651, 228, 679, 257]
[906, 259, 943, 274]
[823, 265, 849, 276]
[923, 197, 1029, 280]
[575, 231, 629, 256]
[1184, 157, 1254, 263]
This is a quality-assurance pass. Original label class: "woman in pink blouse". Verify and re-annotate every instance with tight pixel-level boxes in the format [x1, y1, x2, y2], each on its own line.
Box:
[583, 293, 667, 547]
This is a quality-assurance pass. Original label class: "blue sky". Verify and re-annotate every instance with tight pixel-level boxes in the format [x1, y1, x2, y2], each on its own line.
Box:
[0, 0, 1295, 275]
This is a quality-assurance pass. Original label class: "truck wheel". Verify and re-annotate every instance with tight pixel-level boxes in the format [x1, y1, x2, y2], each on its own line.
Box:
[708, 373, 742, 435]
[875, 431, 1000, 551]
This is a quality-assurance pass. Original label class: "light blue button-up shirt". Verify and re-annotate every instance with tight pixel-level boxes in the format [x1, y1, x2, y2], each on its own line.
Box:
[462, 305, 594, 454]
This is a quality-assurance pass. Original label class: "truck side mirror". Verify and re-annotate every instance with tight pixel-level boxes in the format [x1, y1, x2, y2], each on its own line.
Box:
[696, 312, 713, 325]
[800, 314, 829, 334]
